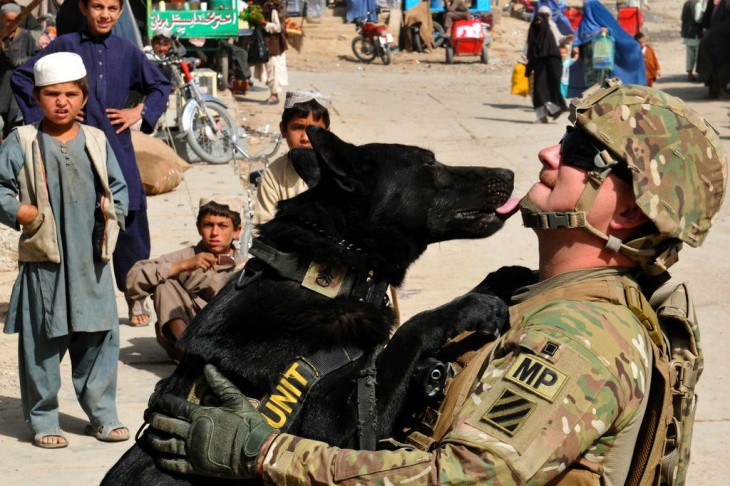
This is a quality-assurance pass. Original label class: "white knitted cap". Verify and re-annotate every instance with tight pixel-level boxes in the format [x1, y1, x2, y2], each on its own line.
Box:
[33, 52, 87, 87]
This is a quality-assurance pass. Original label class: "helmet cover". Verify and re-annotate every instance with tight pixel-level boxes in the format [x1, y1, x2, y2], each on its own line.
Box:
[569, 78, 727, 249]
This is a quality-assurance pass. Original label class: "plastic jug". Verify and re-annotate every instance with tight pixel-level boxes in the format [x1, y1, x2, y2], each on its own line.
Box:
[592, 33, 615, 71]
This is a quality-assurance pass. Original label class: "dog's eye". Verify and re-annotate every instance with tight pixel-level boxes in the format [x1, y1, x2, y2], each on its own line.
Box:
[424, 153, 436, 166]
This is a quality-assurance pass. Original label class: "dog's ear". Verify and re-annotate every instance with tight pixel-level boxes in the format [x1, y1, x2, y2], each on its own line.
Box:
[306, 126, 364, 193]
[289, 147, 321, 188]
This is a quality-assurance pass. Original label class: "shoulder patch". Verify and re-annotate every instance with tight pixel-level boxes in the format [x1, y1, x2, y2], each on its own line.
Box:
[481, 389, 536, 436]
[505, 354, 567, 402]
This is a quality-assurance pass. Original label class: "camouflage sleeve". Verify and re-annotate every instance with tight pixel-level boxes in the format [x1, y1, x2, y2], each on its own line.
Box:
[261, 301, 651, 485]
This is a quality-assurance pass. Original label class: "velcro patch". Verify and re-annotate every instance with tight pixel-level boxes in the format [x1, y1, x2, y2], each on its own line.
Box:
[505, 353, 566, 402]
[302, 261, 347, 298]
[482, 389, 536, 436]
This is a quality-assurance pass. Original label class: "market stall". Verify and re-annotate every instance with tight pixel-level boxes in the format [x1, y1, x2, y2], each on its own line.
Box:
[148, 0, 244, 87]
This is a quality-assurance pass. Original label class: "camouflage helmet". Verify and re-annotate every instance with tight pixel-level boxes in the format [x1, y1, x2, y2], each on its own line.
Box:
[570, 78, 728, 251]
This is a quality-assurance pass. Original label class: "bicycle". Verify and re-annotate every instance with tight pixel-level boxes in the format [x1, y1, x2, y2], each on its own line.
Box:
[232, 130, 283, 256]
[152, 52, 238, 164]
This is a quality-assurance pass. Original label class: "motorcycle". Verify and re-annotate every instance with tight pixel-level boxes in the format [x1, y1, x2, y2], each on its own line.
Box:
[152, 52, 238, 164]
[351, 12, 394, 65]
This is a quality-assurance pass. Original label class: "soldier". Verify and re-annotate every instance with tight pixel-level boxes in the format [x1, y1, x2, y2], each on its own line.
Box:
[144, 79, 727, 484]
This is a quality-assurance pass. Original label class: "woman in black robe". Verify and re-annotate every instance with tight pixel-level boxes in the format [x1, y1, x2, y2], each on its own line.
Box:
[525, 11, 567, 123]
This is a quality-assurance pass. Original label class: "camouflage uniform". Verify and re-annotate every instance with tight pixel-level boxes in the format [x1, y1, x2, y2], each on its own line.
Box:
[261, 268, 652, 485]
[145, 79, 727, 486]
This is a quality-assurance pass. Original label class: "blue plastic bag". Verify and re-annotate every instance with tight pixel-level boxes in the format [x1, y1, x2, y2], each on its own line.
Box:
[592, 33, 615, 71]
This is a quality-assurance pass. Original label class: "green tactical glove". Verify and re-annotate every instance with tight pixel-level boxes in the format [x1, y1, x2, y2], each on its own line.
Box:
[146, 364, 277, 479]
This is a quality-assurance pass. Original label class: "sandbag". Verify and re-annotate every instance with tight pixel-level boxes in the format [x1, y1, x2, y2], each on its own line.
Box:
[132, 131, 190, 196]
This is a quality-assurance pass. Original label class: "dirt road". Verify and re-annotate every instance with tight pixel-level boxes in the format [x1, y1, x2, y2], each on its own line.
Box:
[1, 1, 728, 484]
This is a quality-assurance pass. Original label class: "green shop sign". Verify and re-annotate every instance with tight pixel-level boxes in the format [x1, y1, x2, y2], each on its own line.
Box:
[147, 0, 240, 39]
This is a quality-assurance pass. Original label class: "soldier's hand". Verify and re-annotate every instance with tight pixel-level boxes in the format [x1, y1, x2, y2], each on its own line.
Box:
[146, 364, 277, 479]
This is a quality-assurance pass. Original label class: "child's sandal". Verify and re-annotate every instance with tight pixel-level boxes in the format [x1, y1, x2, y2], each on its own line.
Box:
[34, 429, 68, 449]
[84, 423, 130, 442]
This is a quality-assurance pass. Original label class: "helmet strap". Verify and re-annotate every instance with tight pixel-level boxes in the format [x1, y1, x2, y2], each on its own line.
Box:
[521, 149, 658, 262]
[521, 150, 615, 231]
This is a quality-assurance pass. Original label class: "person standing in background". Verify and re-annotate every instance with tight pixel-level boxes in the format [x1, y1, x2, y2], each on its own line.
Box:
[258, 0, 288, 105]
[559, 44, 578, 99]
[682, 0, 704, 81]
[634, 32, 660, 87]
[526, 10, 566, 123]
[0, 52, 129, 449]
[0, 3, 38, 138]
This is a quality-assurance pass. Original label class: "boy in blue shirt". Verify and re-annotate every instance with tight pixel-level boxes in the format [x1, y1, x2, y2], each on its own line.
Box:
[559, 44, 578, 100]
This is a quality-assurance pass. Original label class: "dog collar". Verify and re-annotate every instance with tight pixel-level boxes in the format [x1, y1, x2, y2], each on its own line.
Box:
[238, 238, 391, 308]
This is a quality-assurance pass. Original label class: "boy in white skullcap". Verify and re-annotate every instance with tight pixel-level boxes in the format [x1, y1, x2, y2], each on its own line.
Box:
[125, 197, 245, 362]
[0, 51, 129, 448]
[254, 88, 332, 225]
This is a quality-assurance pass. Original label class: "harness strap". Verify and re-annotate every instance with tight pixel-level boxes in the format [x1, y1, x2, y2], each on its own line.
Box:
[357, 344, 383, 450]
[625, 336, 671, 486]
[257, 346, 364, 432]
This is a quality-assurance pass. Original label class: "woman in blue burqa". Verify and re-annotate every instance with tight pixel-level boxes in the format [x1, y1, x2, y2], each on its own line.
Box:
[568, 0, 646, 97]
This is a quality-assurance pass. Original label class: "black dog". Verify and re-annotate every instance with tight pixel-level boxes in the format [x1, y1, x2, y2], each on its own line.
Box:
[103, 127, 515, 484]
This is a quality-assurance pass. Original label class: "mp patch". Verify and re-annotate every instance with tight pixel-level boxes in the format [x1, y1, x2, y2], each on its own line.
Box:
[482, 389, 536, 436]
[505, 353, 567, 402]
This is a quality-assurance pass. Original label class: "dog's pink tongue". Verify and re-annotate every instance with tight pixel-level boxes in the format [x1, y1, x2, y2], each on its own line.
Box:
[496, 197, 521, 218]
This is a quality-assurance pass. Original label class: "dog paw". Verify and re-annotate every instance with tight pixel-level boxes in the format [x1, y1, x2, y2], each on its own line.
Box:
[470, 265, 537, 302]
[449, 292, 509, 340]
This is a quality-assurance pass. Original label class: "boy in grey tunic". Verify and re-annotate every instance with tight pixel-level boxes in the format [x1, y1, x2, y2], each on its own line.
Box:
[0, 52, 129, 448]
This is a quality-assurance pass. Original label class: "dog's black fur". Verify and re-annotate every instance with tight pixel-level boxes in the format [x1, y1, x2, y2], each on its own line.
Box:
[103, 127, 514, 485]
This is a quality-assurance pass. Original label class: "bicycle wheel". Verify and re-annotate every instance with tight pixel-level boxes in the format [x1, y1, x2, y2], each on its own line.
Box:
[352, 35, 377, 63]
[186, 101, 237, 164]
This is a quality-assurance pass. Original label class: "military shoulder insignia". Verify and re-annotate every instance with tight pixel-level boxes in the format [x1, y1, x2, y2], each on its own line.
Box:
[505, 353, 567, 402]
[482, 389, 536, 436]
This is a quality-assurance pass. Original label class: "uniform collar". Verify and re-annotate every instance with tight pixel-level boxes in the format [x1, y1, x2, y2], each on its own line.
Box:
[511, 267, 634, 304]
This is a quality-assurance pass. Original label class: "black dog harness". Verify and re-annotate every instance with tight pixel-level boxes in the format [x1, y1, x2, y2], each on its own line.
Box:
[231, 237, 390, 449]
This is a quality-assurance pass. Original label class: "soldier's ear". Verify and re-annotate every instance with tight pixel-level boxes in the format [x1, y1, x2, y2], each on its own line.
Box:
[610, 203, 649, 231]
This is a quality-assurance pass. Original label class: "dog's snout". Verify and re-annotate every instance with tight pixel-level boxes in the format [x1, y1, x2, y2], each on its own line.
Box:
[494, 168, 514, 185]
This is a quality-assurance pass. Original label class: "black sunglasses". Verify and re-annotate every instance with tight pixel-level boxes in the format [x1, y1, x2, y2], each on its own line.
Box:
[559, 126, 605, 171]
[559, 126, 633, 183]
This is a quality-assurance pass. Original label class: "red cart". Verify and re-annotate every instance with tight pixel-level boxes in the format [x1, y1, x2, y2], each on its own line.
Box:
[445, 18, 489, 64]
